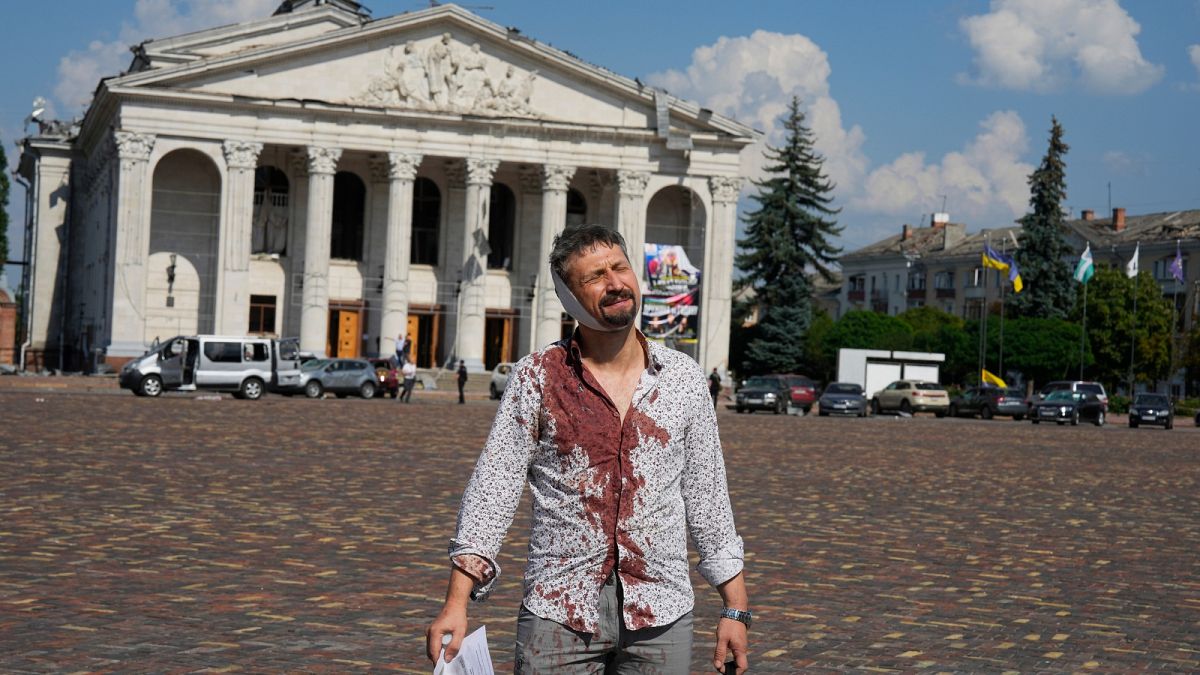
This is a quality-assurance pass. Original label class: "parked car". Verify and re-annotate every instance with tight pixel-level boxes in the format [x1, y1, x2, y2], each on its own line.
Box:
[817, 382, 867, 417]
[870, 380, 949, 417]
[735, 375, 791, 414]
[1031, 390, 1105, 426]
[296, 358, 378, 399]
[1031, 380, 1108, 411]
[368, 358, 401, 399]
[490, 362, 513, 399]
[780, 374, 818, 413]
[119, 334, 302, 399]
[1128, 393, 1174, 429]
[949, 386, 1027, 420]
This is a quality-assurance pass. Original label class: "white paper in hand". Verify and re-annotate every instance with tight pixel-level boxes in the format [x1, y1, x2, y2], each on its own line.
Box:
[433, 625, 494, 675]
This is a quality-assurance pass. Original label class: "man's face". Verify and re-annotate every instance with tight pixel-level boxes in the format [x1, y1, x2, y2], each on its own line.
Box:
[564, 243, 640, 329]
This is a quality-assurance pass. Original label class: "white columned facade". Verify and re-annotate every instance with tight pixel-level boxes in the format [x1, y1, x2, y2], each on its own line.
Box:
[299, 145, 342, 355]
[700, 175, 741, 375]
[217, 140, 264, 335]
[616, 170, 650, 285]
[456, 158, 499, 372]
[380, 152, 423, 354]
[110, 131, 156, 356]
[533, 164, 576, 350]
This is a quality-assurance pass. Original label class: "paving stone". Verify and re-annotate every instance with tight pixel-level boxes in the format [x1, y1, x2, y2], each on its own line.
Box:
[0, 385, 1198, 671]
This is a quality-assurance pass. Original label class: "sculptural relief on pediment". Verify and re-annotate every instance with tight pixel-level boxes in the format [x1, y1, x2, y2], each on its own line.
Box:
[356, 33, 538, 117]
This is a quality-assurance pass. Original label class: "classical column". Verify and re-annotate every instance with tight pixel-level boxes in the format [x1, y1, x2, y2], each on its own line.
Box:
[109, 131, 155, 356]
[701, 176, 742, 374]
[299, 146, 342, 355]
[217, 140, 264, 335]
[380, 152, 423, 357]
[533, 165, 576, 349]
[616, 170, 651, 285]
[455, 158, 499, 372]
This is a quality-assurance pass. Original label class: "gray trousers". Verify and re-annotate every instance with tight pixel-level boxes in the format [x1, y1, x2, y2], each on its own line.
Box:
[514, 574, 693, 674]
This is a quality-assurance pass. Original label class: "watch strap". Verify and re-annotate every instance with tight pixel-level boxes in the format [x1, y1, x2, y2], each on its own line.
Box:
[720, 607, 752, 628]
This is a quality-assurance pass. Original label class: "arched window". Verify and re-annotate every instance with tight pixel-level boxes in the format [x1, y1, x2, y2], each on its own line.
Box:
[411, 177, 440, 265]
[252, 166, 289, 255]
[566, 188, 587, 227]
[487, 183, 516, 270]
[331, 171, 366, 261]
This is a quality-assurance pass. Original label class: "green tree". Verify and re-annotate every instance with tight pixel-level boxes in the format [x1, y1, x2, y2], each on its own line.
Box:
[0, 142, 9, 269]
[803, 308, 837, 382]
[824, 310, 914, 355]
[1012, 117, 1075, 319]
[1070, 265, 1174, 392]
[734, 97, 841, 372]
[988, 317, 1090, 388]
[898, 306, 963, 351]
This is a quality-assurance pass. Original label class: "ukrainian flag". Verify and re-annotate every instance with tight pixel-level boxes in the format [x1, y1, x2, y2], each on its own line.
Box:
[981, 369, 1007, 388]
[982, 244, 1024, 293]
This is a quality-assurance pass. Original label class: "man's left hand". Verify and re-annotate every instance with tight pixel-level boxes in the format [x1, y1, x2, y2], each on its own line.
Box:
[712, 617, 749, 673]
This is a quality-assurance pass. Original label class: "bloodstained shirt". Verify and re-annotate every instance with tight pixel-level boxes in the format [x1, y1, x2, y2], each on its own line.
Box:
[449, 332, 744, 634]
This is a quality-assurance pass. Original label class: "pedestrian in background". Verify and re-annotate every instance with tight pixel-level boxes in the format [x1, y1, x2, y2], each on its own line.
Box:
[709, 367, 723, 408]
[395, 333, 411, 366]
[457, 360, 468, 404]
[401, 360, 417, 403]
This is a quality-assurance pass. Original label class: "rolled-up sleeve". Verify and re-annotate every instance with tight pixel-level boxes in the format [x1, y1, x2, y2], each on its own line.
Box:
[680, 371, 744, 587]
[448, 358, 540, 601]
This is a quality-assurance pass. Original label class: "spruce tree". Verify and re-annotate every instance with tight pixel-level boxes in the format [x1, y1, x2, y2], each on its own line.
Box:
[735, 97, 841, 373]
[1012, 117, 1075, 319]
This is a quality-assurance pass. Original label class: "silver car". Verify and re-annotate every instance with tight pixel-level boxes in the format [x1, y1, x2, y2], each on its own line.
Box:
[817, 382, 867, 417]
[297, 358, 378, 399]
[490, 362, 513, 400]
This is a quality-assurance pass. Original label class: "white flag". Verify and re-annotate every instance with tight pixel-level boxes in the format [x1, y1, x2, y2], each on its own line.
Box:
[1125, 243, 1139, 278]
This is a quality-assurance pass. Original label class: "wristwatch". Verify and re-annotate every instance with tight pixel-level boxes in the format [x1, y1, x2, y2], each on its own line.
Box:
[719, 607, 752, 629]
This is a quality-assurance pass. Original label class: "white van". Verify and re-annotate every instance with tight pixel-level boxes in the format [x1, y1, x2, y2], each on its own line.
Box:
[119, 335, 302, 399]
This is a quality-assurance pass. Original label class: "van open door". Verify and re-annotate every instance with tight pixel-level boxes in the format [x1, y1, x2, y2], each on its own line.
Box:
[273, 337, 302, 390]
[159, 337, 188, 388]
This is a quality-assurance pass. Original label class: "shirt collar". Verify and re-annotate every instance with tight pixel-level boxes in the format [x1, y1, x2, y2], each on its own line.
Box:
[564, 328, 663, 374]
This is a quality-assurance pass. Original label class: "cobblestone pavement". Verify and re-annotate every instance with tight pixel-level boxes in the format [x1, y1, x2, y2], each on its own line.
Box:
[1, 383, 1198, 672]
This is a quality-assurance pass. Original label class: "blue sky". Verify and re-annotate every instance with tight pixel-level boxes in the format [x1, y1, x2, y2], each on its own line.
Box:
[4, 0, 1199, 286]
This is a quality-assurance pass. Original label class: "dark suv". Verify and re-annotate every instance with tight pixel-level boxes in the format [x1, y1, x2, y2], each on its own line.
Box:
[1030, 380, 1109, 411]
[735, 375, 791, 414]
[950, 386, 1027, 420]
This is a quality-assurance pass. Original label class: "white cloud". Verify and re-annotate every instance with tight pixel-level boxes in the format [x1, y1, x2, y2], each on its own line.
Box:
[54, 0, 277, 113]
[851, 110, 1034, 223]
[1102, 150, 1148, 175]
[646, 30, 868, 196]
[1189, 44, 1200, 90]
[959, 0, 1163, 94]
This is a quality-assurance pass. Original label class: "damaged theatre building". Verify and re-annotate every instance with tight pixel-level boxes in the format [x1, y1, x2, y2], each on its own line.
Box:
[16, 0, 754, 373]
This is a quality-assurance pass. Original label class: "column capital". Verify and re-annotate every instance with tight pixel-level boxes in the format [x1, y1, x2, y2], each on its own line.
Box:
[467, 158, 500, 186]
[388, 152, 423, 181]
[114, 131, 155, 162]
[709, 175, 743, 204]
[306, 146, 343, 175]
[542, 164, 576, 193]
[222, 140, 263, 171]
[616, 169, 651, 198]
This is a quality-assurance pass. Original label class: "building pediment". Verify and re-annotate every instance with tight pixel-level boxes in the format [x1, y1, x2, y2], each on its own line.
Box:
[108, 4, 756, 139]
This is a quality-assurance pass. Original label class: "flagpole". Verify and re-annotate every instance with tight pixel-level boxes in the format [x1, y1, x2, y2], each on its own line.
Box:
[998, 240, 1007, 379]
[1080, 280, 1087, 381]
[979, 237, 989, 383]
[1128, 265, 1138, 395]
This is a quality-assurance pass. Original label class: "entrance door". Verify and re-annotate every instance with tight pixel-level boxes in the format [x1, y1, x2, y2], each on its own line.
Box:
[406, 314, 420, 363]
[484, 316, 513, 371]
[327, 308, 361, 358]
[406, 311, 441, 368]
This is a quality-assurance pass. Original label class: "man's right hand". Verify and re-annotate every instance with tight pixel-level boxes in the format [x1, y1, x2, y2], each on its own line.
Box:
[425, 604, 468, 663]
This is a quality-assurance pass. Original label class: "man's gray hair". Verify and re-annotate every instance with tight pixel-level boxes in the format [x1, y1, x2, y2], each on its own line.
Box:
[549, 224, 630, 282]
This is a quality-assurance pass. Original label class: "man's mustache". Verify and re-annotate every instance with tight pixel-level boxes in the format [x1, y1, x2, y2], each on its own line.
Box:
[600, 290, 635, 307]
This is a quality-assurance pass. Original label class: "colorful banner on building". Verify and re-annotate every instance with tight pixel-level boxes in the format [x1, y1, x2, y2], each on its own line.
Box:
[642, 243, 701, 343]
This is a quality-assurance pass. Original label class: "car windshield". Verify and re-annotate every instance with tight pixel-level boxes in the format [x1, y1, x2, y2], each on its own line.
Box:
[825, 383, 862, 395]
[1044, 390, 1081, 402]
[302, 359, 330, 372]
[1078, 383, 1104, 396]
[1134, 394, 1169, 406]
[744, 377, 777, 388]
[915, 382, 944, 390]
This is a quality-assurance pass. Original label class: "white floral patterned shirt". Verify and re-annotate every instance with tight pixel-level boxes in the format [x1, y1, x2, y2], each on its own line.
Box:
[449, 332, 744, 633]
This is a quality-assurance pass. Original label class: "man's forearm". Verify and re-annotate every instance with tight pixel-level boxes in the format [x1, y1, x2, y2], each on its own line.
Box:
[443, 565, 476, 609]
[716, 572, 748, 610]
